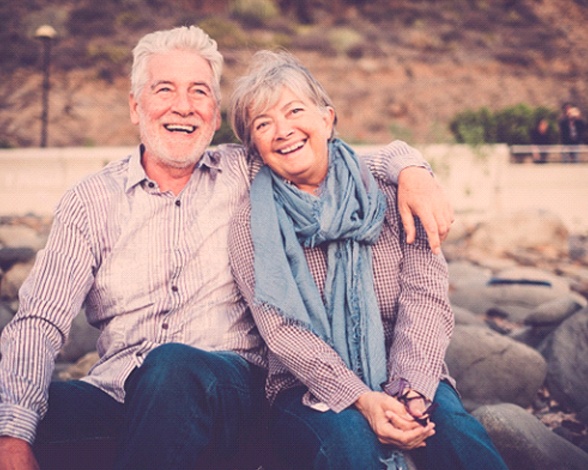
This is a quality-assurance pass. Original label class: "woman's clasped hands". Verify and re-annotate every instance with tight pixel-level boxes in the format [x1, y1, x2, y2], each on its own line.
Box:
[354, 390, 435, 450]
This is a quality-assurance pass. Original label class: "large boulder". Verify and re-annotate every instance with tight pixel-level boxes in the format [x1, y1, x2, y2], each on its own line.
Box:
[0, 260, 35, 300]
[473, 403, 588, 470]
[56, 309, 101, 364]
[446, 325, 547, 410]
[539, 308, 588, 412]
[0, 224, 48, 251]
[524, 295, 585, 326]
[450, 267, 570, 322]
[448, 260, 492, 289]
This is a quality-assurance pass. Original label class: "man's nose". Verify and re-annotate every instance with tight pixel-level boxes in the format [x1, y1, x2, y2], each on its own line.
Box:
[172, 91, 192, 115]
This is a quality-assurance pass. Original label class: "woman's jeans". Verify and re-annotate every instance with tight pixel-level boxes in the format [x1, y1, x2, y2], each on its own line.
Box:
[270, 381, 508, 470]
[35, 343, 265, 470]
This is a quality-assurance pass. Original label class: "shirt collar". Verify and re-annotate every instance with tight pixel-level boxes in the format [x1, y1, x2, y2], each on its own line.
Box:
[125, 145, 223, 193]
[125, 145, 147, 192]
[197, 148, 223, 174]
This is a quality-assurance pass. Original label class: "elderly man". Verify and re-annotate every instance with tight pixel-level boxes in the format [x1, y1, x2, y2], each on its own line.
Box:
[0, 26, 452, 470]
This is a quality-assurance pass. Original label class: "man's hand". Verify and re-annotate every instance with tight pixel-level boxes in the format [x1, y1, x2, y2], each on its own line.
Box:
[397, 166, 454, 254]
[0, 437, 40, 470]
[354, 391, 435, 450]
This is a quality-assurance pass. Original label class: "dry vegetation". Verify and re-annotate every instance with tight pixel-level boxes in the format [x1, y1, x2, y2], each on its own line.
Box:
[2, 0, 588, 148]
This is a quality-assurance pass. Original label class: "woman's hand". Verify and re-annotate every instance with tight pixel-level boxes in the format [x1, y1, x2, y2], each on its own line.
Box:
[354, 391, 435, 450]
[397, 166, 454, 255]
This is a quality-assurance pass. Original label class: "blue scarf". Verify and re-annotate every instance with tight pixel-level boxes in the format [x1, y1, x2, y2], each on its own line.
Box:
[250, 139, 389, 390]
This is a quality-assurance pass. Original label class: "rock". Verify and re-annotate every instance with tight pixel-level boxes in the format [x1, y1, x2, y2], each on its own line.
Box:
[444, 217, 471, 244]
[0, 225, 48, 251]
[0, 301, 14, 332]
[56, 309, 101, 364]
[509, 325, 558, 349]
[0, 260, 35, 300]
[57, 351, 100, 381]
[473, 403, 588, 470]
[452, 305, 486, 326]
[539, 308, 588, 412]
[446, 325, 547, 410]
[0, 247, 36, 271]
[578, 406, 588, 426]
[448, 260, 492, 289]
[468, 209, 569, 258]
[450, 267, 570, 322]
[524, 295, 584, 326]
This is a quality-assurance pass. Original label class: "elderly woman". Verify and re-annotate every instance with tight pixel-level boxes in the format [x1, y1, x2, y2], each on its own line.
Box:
[228, 51, 507, 470]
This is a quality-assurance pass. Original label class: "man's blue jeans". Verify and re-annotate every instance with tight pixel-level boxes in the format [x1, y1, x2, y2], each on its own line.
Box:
[36, 343, 265, 469]
[269, 381, 508, 470]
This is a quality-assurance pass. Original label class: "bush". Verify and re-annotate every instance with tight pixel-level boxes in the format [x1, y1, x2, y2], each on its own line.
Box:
[450, 107, 496, 146]
[327, 27, 364, 56]
[229, 0, 279, 27]
[450, 104, 559, 145]
[198, 17, 248, 49]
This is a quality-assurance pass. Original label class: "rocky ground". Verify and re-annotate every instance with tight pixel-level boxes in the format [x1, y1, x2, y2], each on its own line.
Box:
[1, 208, 588, 469]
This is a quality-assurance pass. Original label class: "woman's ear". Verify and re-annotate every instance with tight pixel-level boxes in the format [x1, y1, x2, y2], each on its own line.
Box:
[324, 106, 336, 137]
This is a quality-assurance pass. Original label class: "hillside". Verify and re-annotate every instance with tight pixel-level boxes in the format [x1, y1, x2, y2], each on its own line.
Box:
[2, 0, 588, 148]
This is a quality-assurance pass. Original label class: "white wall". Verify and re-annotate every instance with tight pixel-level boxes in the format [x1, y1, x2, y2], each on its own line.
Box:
[2, 144, 587, 233]
[0, 146, 134, 217]
[419, 144, 588, 234]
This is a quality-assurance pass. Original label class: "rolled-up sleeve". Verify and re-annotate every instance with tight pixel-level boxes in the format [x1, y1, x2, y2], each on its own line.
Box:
[0, 190, 95, 443]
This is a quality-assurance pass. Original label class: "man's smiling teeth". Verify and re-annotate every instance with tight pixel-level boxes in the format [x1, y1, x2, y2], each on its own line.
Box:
[278, 141, 305, 154]
[165, 124, 196, 134]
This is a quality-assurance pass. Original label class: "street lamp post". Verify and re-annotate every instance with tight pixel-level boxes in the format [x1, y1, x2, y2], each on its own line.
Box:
[35, 25, 57, 148]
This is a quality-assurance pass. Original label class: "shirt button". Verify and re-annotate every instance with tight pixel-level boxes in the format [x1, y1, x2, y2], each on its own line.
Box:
[171, 285, 178, 292]
[161, 323, 169, 330]
[148, 182, 155, 188]
[175, 200, 181, 207]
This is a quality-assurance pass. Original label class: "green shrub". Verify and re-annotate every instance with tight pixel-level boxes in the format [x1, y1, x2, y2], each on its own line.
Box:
[450, 104, 559, 145]
[198, 17, 248, 48]
[229, 0, 279, 27]
[450, 107, 496, 145]
[328, 27, 364, 56]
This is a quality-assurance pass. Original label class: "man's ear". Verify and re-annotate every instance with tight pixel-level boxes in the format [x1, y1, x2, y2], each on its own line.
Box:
[129, 92, 140, 125]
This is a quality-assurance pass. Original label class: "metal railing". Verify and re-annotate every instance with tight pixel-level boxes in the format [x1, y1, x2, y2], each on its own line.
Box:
[509, 145, 588, 163]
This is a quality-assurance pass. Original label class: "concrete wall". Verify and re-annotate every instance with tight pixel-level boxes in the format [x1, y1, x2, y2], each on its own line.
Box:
[0, 146, 134, 217]
[2, 144, 587, 233]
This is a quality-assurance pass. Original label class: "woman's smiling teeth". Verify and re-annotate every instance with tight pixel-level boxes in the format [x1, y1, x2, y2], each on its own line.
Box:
[165, 124, 196, 134]
[278, 141, 305, 155]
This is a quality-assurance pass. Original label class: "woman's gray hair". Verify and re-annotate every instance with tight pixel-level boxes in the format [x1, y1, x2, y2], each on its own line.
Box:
[229, 50, 337, 150]
[130, 25, 223, 103]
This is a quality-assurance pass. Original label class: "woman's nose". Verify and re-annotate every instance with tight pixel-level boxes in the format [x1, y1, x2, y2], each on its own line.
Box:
[275, 117, 293, 139]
